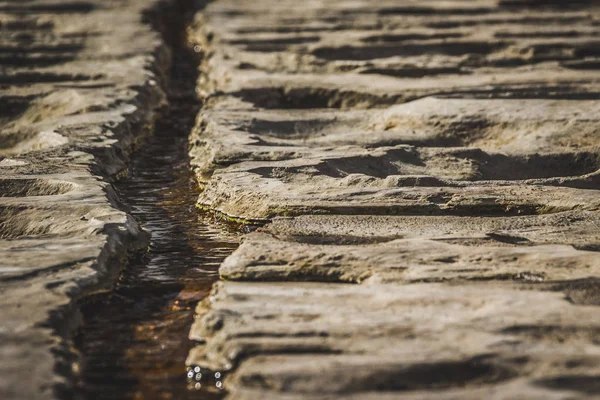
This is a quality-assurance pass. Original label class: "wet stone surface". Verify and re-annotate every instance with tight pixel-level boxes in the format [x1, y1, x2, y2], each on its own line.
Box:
[187, 0, 600, 399]
[71, 1, 240, 399]
[3, 0, 600, 399]
[73, 38, 237, 398]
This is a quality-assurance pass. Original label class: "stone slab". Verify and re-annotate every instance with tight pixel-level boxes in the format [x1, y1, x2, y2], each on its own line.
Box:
[0, 1, 169, 398]
[189, 281, 600, 399]
[188, 0, 600, 398]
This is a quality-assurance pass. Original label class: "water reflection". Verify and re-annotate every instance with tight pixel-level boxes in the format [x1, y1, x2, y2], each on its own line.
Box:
[73, 2, 241, 399]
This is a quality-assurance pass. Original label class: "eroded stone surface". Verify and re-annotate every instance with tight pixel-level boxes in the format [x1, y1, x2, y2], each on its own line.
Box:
[188, 0, 600, 398]
[189, 2, 600, 219]
[220, 213, 600, 284]
[189, 281, 600, 399]
[0, 1, 167, 398]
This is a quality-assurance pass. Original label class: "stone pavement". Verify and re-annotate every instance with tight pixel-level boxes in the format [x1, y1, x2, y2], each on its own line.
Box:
[0, 1, 167, 398]
[188, 1, 600, 398]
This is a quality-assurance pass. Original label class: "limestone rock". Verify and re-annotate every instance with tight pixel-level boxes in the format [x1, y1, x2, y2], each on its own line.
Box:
[188, 0, 600, 398]
[189, 281, 600, 399]
[0, 1, 168, 398]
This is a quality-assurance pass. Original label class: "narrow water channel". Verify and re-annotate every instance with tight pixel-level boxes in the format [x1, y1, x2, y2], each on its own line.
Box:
[72, 2, 239, 399]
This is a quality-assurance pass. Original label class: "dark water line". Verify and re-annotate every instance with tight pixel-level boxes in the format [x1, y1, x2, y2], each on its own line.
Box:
[71, 2, 239, 399]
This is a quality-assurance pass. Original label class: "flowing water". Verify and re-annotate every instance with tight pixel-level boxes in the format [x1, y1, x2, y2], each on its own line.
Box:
[72, 3, 241, 399]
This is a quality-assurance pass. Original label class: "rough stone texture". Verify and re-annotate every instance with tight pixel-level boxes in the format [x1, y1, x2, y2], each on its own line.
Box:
[0, 1, 168, 398]
[190, 281, 600, 399]
[219, 213, 600, 284]
[188, 0, 600, 398]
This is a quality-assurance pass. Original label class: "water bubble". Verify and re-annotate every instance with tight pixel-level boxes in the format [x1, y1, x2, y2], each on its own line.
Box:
[216, 381, 223, 389]
[195, 373, 202, 381]
[187, 371, 194, 379]
[194, 382, 201, 390]
[194, 366, 201, 373]
[215, 372, 221, 379]
[194, 45, 202, 53]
